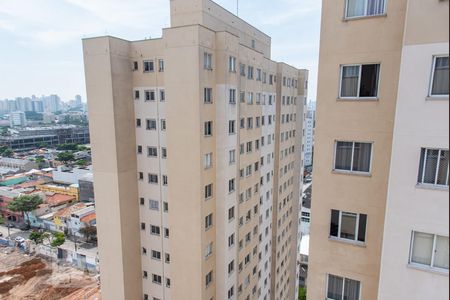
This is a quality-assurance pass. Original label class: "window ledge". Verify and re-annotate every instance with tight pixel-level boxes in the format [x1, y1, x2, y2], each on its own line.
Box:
[343, 14, 387, 22]
[332, 170, 372, 177]
[407, 263, 449, 276]
[415, 183, 449, 191]
[337, 97, 379, 102]
[329, 237, 366, 247]
[426, 96, 449, 101]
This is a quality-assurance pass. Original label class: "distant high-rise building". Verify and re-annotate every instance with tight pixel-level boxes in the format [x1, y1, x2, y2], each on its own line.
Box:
[75, 95, 82, 108]
[83, 1, 308, 299]
[308, 0, 448, 299]
[304, 101, 315, 167]
[9, 111, 27, 127]
[43, 94, 61, 113]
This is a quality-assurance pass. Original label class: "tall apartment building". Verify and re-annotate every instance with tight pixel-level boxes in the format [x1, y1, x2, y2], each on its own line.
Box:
[308, 0, 449, 299]
[303, 102, 315, 167]
[83, 1, 308, 299]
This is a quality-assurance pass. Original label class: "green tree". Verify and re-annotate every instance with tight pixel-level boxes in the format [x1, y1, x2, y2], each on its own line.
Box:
[51, 232, 65, 247]
[2, 148, 14, 157]
[57, 143, 78, 151]
[75, 159, 88, 166]
[29, 231, 46, 244]
[299, 287, 306, 300]
[56, 152, 75, 163]
[79, 225, 97, 242]
[7, 194, 43, 228]
[76, 145, 88, 151]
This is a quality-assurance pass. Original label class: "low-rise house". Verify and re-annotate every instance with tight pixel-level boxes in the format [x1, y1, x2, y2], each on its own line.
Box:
[67, 206, 95, 238]
[0, 157, 38, 172]
[53, 202, 89, 233]
[52, 165, 92, 185]
[37, 182, 79, 200]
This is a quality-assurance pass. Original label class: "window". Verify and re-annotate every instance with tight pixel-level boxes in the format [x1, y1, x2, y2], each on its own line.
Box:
[146, 119, 157, 130]
[143, 60, 154, 72]
[240, 64, 246, 76]
[204, 121, 213, 136]
[229, 89, 236, 104]
[340, 64, 380, 98]
[430, 56, 449, 96]
[327, 274, 360, 300]
[330, 210, 367, 243]
[163, 175, 168, 186]
[166, 278, 171, 288]
[345, 0, 386, 19]
[152, 274, 162, 284]
[148, 174, 158, 184]
[140, 197, 145, 205]
[228, 206, 235, 221]
[204, 88, 213, 104]
[229, 150, 236, 165]
[204, 52, 212, 70]
[158, 59, 164, 72]
[418, 148, 449, 187]
[151, 225, 160, 235]
[134, 90, 140, 100]
[229, 56, 237, 72]
[137, 145, 143, 154]
[228, 233, 235, 247]
[410, 231, 449, 270]
[145, 90, 155, 101]
[229, 178, 235, 193]
[205, 183, 213, 199]
[204, 153, 213, 169]
[205, 242, 213, 258]
[133, 61, 138, 71]
[334, 141, 372, 173]
[229, 120, 236, 134]
[228, 260, 235, 274]
[161, 119, 166, 131]
[148, 147, 158, 157]
[247, 92, 254, 104]
[205, 213, 213, 230]
[205, 271, 213, 287]
[248, 66, 254, 80]
[160, 89, 165, 102]
[149, 200, 159, 211]
[151, 250, 161, 260]
[141, 223, 146, 230]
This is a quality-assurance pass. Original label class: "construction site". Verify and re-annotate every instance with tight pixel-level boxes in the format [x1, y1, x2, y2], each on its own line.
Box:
[0, 248, 101, 300]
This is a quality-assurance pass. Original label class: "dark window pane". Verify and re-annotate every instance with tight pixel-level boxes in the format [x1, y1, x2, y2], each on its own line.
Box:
[424, 149, 439, 184]
[330, 210, 340, 237]
[353, 143, 372, 172]
[418, 148, 426, 183]
[335, 142, 353, 171]
[340, 212, 357, 240]
[432, 57, 449, 95]
[437, 150, 449, 186]
[344, 278, 361, 300]
[359, 64, 379, 97]
[327, 275, 343, 299]
[358, 214, 367, 242]
[341, 66, 359, 97]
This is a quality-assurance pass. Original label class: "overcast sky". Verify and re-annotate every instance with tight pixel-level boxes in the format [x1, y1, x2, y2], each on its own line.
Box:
[0, 0, 321, 102]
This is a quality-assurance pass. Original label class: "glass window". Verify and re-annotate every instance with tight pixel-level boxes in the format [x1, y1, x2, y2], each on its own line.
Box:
[418, 148, 449, 187]
[346, 0, 385, 18]
[330, 210, 367, 243]
[327, 274, 360, 300]
[340, 64, 379, 98]
[335, 141, 372, 173]
[411, 231, 449, 270]
[430, 56, 449, 96]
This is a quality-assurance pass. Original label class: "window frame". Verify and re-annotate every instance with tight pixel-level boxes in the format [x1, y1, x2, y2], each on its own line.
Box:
[143, 60, 154, 73]
[333, 141, 374, 175]
[344, 0, 387, 20]
[417, 148, 449, 188]
[338, 63, 381, 100]
[329, 209, 367, 245]
[428, 55, 449, 98]
[326, 274, 361, 300]
[409, 231, 449, 273]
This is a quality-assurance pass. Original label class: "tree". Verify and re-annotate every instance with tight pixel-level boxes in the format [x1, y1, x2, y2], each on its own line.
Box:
[56, 152, 75, 163]
[75, 159, 88, 166]
[7, 194, 43, 228]
[299, 287, 307, 300]
[79, 225, 97, 242]
[29, 231, 46, 245]
[51, 232, 65, 247]
[57, 143, 78, 151]
[2, 148, 13, 157]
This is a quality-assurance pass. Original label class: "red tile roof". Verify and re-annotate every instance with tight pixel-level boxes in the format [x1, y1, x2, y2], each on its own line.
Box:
[53, 202, 86, 218]
[45, 193, 76, 207]
[80, 212, 96, 223]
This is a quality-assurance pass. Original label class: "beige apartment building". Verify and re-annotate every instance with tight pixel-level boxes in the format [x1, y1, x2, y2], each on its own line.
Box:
[309, 0, 449, 299]
[83, 1, 308, 299]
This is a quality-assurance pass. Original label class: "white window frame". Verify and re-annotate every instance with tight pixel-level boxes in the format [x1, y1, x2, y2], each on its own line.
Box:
[333, 141, 373, 175]
[428, 55, 449, 97]
[204, 153, 213, 169]
[409, 231, 449, 273]
[229, 56, 237, 73]
[344, 0, 387, 19]
[417, 148, 449, 188]
[204, 52, 212, 70]
[326, 274, 362, 300]
[330, 210, 366, 245]
[338, 64, 380, 100]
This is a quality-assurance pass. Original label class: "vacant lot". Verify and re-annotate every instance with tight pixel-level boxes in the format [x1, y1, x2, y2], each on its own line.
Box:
[0, 248, 101, 300]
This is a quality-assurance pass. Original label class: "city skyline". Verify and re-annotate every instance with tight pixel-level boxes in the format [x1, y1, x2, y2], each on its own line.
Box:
[0, 0, 321, 102]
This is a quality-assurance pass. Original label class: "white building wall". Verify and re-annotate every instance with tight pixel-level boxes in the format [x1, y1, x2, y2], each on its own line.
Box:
[378, 42, 449, 300]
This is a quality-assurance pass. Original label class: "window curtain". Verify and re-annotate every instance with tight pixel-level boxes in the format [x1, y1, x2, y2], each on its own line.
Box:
[344, 278, 361, 300]
[335, 142, 353, 170]
[424, 149, 439, 184]
[434, 235, 449, 269]
[411, 232, 433, 265]
[367, 0, 385, 16]
[341, 66, 360, 97]
[327, 275, 343, 299]
[340, 212, 357, 240]
[346, 0, 365, 17]
[353, 143, 372, 172]
[432, 57, 449, 95]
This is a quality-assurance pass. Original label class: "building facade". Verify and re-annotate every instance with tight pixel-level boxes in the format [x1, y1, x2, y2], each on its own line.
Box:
[308, 0, 449, 299]
[83, 1, 307, 299]
[9, 111, 27, 127]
